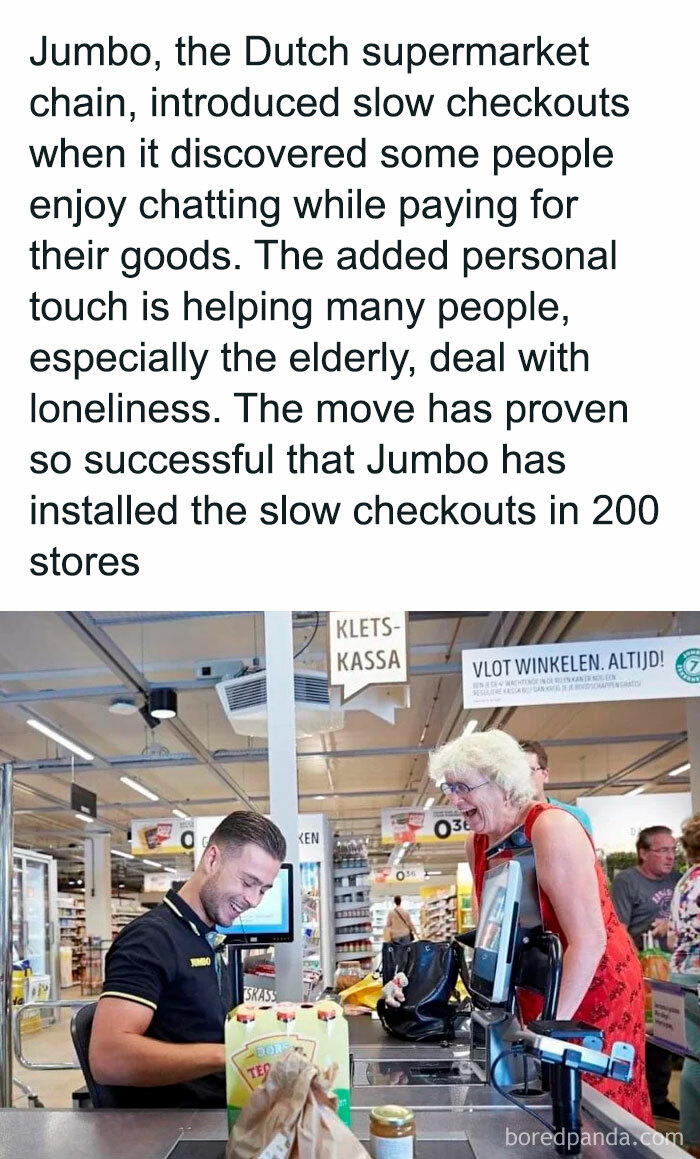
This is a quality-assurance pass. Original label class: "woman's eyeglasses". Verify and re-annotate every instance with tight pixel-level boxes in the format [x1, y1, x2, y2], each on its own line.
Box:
[439, 779, 490, 800]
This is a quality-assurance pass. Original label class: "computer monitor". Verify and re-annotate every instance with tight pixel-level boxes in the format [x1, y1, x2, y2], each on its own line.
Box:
[470, 859, 522, 1004]
[215, 863, 294, 944]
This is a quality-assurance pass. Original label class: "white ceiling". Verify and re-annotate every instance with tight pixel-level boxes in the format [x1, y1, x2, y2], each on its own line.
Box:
[1, 609, 692, 879]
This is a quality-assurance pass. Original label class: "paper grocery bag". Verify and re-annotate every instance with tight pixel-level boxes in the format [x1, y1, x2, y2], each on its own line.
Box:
[226, 1048, 369, 1159]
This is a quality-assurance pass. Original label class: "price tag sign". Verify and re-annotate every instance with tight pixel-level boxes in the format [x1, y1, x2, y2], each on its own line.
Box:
[650, 981, 688, 1054]
[381, 806, 466, 845]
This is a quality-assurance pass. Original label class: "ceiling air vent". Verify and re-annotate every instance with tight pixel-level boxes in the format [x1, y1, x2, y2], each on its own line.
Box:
[215, 670, 344, 738]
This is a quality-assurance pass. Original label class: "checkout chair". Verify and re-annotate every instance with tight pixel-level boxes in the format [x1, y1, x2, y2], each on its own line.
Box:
[71, 1002, 134, 1109]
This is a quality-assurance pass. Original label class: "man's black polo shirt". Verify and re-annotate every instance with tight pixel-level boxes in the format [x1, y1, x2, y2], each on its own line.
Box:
[100, 889, 234, 1107]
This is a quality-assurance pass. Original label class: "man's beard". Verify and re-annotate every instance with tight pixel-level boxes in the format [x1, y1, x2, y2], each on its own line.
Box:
[200, 877, 227, 927]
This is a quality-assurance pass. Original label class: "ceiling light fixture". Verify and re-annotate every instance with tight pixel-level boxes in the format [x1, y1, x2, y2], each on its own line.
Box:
[425, 797, 435, 809]
[313, 795, 326, 800]
[139, 703, 161, 730]
[120, 775, 159, 802]
[464, 719, 479, 736]
[111, 850, 135, 861]
[109, 697, 139, 716]
[27, 719, 94, 761]
[667, 762, 691, 778]
[142, 859, 162, 868]
[426, 870, 442, 877]
[74, 813, 95, 824]
[626, 786, 645, 797]
[163, 866, 178, 873]
[149, 688, 178, 720]
[172, 808, 190, 820]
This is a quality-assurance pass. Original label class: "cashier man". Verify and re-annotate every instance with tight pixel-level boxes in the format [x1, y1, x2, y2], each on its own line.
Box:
[90, 812, 286, 1107]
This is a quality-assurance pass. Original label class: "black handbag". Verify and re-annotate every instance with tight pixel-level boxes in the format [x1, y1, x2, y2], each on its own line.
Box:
[377, 939, 471, 1042]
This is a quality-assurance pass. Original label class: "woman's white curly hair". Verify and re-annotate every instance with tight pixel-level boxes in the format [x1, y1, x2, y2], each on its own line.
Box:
[429, 728, 535, 807]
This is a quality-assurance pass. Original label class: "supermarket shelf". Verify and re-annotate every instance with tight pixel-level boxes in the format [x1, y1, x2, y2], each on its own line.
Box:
[335, 933, 372, 945]
[334, 903, 370, 915]
[335, 950, 374, 963]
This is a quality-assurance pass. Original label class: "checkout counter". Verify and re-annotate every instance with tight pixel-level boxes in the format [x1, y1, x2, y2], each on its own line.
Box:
[0, 1015, 689, 1159]
[0, 841, 690, 1159]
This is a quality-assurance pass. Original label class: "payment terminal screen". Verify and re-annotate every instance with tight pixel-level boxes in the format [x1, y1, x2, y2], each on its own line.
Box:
[476, 869, 508, 953]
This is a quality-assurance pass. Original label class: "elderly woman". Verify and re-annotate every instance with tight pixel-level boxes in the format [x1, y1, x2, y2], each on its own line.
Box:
[429, 729, 652, 1125]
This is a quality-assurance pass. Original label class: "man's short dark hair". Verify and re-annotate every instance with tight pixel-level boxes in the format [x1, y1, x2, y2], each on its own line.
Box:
[208, 811, 286, 862]
[393, 895, 402, 906]
[636, 825, 673, 858]
[520, 740, 548, 770]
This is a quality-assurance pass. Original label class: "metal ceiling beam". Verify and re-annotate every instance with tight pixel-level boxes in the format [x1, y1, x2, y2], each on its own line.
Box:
[578, 737, 688, 797]
[14, 774, 689, 816]
[55, 611, 257, 810]
[13, 779, 128, 835]
[92, 611, 250, 626]
[0, 642, 478, 687]
[0, 661, 466, 706]
[14, 731, 687, 777]
[89, 610, 489, 628]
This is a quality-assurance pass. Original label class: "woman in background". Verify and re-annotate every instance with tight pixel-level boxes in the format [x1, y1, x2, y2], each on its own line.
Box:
[429, 728, 653, 1126]
[668, 814, 700, 1157]
[384, 896, 417, 945]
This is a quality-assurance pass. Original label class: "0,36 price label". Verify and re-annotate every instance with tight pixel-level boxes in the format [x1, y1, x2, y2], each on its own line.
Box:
[433, 816, 467, 840]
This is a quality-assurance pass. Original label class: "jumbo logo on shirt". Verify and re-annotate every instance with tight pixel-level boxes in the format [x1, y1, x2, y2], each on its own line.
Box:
[190, 956, 212, 967]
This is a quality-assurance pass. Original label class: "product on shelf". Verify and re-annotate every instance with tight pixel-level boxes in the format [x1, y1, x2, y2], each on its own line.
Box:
[111, 896, 147, 940]
[333, 839, 373, 972]
[419, 889, 458, 942]
[57, 892, 87, 985]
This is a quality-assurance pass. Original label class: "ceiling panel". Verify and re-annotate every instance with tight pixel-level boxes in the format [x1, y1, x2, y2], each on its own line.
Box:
[1, 610, 695, 880]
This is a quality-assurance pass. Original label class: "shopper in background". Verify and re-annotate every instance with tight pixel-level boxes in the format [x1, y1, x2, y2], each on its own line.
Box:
[520, 739, 594, 836]
[612, 825, 681, 1121]
[90, 812, 286, 1107]
[385, 896, 417, 944]
[430, 728, 653, 1125]
[668, 814, 700, 1156]
[612, 827, 680, 949]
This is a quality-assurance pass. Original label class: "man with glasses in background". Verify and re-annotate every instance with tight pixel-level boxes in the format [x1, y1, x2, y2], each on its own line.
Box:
[612, 826, 681, 1121]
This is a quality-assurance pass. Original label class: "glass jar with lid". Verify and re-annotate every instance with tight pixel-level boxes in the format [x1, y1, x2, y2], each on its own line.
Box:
[369, 1104, 416, 1157]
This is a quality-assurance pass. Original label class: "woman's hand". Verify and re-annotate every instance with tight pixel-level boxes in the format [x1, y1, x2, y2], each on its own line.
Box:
[531, 809, 607, 1020]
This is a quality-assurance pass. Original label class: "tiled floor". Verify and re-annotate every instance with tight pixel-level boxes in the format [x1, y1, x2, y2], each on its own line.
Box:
[12, 987, 88, 1108]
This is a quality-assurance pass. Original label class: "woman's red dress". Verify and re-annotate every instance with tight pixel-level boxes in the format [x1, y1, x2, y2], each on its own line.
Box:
[472, 801, 653, 1125]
